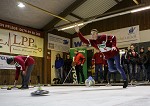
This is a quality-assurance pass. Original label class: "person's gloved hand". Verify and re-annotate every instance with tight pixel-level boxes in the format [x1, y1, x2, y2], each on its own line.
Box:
[74, 24, 80, 33]
[112, 47, 117, 51]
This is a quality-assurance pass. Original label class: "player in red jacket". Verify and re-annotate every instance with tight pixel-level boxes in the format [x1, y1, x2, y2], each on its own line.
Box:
[6, 55, 35, 89]
[92, 50, 104, 83]
[74, 25, 128, 88]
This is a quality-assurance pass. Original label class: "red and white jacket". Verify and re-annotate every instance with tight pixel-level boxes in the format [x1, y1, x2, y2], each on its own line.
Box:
[92, 52, 104, 65]
[77, 32, 119, 59]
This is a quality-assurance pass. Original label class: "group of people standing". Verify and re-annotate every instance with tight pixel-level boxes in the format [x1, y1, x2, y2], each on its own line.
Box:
[121, 45, 150, 84]
[54, 50, 86, 84]
[54, 53, 72, 84]
[92, 45, 150, 85]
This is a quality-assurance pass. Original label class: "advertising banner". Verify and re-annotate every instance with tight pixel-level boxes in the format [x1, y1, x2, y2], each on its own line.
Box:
[0, 29, 43, 57]
[48, 34, 70, 52]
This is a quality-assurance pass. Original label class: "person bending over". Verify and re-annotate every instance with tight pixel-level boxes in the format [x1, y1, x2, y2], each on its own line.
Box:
[6, 55, 35, 89]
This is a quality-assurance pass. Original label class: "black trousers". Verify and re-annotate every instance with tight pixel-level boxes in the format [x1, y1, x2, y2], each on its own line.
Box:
[147, 65, 150, 80]
[104, 65, 108, 81]
[75, 65, 85, 83]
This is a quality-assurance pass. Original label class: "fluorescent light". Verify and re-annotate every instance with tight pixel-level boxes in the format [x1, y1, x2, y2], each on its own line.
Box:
[57, 5, 150, 31]
[18, 2, 25, 8]
[58, 23, 84, 31]
[58, 11, 131, 31]
[131, 6, 150, 13]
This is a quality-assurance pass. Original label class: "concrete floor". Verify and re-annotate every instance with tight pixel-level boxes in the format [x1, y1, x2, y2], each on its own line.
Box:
[0, 85, 150, 106]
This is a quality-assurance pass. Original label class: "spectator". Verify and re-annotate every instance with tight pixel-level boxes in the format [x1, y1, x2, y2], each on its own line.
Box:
[55, 53, 64, 83]
[128, 44, 139, 83]
[63, 54, 73, 83]
[74, 49, 86, 84]
[121, 48, 129, 78]
[146, 47, 150, 82]
[138, 47, 148, 81]
[103, 59, 109, 83]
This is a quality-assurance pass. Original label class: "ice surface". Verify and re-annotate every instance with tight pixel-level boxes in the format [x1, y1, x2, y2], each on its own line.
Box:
[0, 86, 150, 106]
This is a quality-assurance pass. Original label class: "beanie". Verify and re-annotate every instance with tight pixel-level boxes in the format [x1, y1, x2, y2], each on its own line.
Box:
[6, 57, 14, 64]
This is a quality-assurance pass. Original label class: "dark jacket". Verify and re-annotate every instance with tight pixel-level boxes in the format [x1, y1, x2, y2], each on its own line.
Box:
[138, 52, 148, 65]
[127, 49, 139, 64]
[146, 51, 150, 64]
[121, 52, 129, 65]
[145, 51, 150, 68]
[64, 59, 72, 71]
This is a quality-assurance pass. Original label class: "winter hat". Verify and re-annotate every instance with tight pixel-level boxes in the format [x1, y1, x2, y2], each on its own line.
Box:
[6, 57, 14, 64]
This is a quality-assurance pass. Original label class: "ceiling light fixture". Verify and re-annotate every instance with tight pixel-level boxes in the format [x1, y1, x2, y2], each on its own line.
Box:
[18, 2, 25, 8]
[131, 5, 150, 13]
[58, 23, 84, 31]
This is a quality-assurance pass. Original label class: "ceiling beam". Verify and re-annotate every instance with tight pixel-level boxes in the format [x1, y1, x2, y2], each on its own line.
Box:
[55, 3, 146, 29]
[103, 0, 138, 13]
[69, 13, 83, 20]
[42, 0, 87, 32]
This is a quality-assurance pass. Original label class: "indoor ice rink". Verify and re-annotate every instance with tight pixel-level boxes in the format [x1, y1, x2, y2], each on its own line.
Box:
[0, 0, 150, 106]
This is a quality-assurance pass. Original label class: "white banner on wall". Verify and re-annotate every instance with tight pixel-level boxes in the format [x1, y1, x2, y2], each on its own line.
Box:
[0, 55, 15, 69]
[0, 29, 43, 57]
[73, 25, 140, 47]
[100, 25, 140, 46]
[48, 34, 70, 52]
